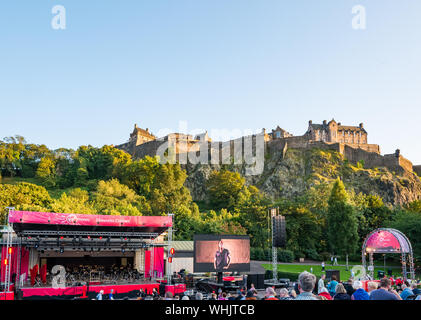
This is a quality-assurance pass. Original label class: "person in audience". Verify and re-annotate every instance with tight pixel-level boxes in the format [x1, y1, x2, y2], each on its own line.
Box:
[318, 274, 326, 294]
[411, 282, 421, 295]
[351, 281, 369, 300]
[249, 283, 257, 293]
[165, 291, 174, 300]
[278, 288, 294, 300]
[265, 287, 279, 300]
[370, 278, 402, 300]
[108, 289, 115, 300]
[343, 278, 355, 296]
[333, 283, 351, 300]
[195, 292, 204, 300]
[181, 295, 190, 300]
[367, 281, 378, 296]
[400, 283, 414, 300]
[219, 292, 228, 300]
[235, 289, 245, 300]
[295, 271, 318, 300]
[246, 290, 257, 300]
[327, 275, 338, 297]
[318, 287, 332, 300]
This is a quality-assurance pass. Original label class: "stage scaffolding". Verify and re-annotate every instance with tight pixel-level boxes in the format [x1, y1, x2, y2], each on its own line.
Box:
[1, 210, 174, 293]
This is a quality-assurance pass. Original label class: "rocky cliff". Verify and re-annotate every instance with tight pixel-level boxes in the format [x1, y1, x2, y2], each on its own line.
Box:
[184, 148, 421, 206]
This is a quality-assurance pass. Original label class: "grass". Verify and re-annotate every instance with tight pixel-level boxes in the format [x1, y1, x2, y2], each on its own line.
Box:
[262, 263, 401, 282]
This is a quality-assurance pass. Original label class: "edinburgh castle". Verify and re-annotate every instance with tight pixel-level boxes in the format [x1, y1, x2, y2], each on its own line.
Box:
[116, 120, 421, 176]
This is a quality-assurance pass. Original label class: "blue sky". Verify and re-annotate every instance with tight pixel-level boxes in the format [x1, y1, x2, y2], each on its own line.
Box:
[1, 1, 421, 164]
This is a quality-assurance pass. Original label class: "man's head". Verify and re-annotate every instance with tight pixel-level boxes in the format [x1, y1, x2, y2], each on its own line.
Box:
[298, 271, 317, 293]
[367, 281, 378, 292]
[218, 240, 224, 250]
[195, 292, 203, 300]
[320, 274, 326, 280]
[380, 278, 392, 290]
[165, 291, 174, 299]
[353, 280, 363, 290]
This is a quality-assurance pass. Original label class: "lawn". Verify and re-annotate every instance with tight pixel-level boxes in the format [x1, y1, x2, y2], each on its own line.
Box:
[261, 263, 401, 282]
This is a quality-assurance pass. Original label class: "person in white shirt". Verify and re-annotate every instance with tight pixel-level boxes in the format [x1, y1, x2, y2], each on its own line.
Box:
[318, 274, 326, 294]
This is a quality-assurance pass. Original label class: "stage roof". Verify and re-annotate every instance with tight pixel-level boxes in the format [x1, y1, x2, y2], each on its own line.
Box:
[8, 210, 172, 237]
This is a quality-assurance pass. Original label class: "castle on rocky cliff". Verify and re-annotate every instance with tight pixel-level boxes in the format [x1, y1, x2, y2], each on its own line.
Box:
[116, 120, 421, 175]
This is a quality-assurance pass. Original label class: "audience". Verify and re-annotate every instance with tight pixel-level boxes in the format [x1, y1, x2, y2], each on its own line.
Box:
[295, 271, 318, 300]
[265, 287, 279, 300]
[400, 283, 414, 300]
[278, 288, 293, 300]
[333, 283, 351, 300]
[367, 281, 378, 296]
[318, 274, 326, 294]
[327, 275, 338, 297]
[370, 278, 402, 300]
[351, 281, 369, 300]
[318, 287, 332, 300]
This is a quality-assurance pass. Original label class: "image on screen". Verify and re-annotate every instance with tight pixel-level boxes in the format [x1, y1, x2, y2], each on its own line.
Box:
[193, 235, 250, 272]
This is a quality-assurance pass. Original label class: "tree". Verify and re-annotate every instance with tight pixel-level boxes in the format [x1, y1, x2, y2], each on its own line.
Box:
[326, 179, 359, 266]
[36, 157, 57, 187]
[207, 170, 245, 211]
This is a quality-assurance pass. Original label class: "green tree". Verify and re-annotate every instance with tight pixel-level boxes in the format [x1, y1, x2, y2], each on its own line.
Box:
[326, 179, 359, 261]
[36, 157, 57, 188]
[207, 169, 245, 211]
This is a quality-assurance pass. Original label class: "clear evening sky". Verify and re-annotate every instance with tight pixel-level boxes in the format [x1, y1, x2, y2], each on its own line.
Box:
[1, 1, 421, 164]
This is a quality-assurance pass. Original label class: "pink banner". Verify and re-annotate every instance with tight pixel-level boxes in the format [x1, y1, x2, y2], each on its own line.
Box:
[1, 246, 29, 283]
[8, 210, 172, 228]
[366, 230, 402, 253]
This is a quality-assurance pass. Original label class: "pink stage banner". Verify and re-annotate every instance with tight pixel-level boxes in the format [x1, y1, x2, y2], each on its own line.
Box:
[1, 246, 29, 283]
[8, 210, 172, 228]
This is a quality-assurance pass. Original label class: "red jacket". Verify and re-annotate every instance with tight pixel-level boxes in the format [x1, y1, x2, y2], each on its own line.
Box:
[319, 292, 333, 300]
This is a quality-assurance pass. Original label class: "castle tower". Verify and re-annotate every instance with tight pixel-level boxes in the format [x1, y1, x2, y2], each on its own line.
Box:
[130, 124, 156, 146]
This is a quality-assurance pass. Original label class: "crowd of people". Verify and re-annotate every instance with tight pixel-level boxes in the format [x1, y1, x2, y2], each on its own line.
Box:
[123, 271, 421, 301]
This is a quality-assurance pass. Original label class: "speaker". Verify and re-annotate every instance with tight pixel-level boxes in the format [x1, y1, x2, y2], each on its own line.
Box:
[326, 270, 340, 282]
[272, 215, 286, 248]
[247, 274, 265, 289]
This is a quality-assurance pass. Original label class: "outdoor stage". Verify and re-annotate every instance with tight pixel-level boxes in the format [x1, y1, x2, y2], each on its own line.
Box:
[1, 210, 177, 300]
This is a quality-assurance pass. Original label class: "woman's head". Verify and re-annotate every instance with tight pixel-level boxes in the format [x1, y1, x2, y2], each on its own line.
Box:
[331, 275, 337, 281]
[335, 283, 347, 294]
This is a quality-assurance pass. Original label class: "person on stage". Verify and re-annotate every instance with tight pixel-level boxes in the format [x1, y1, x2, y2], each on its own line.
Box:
[96, 290, 104, 300]
[214, 240, 231, 271]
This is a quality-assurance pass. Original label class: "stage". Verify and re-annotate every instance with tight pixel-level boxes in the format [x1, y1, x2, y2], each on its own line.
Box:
[19, 281, 161, 300]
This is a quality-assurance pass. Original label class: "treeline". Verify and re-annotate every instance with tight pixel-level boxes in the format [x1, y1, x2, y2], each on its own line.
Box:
[1, 136, 421, 261]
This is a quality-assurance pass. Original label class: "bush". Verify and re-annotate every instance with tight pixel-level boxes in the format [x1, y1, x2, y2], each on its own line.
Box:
[320, 252, 331, 261]
[277, 249, 295, 263]
[304, 249, 321, 261]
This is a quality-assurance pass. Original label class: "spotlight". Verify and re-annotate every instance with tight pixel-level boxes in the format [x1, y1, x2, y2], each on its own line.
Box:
[59, 247, 64, 254]
[121, 248, 125, 253]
